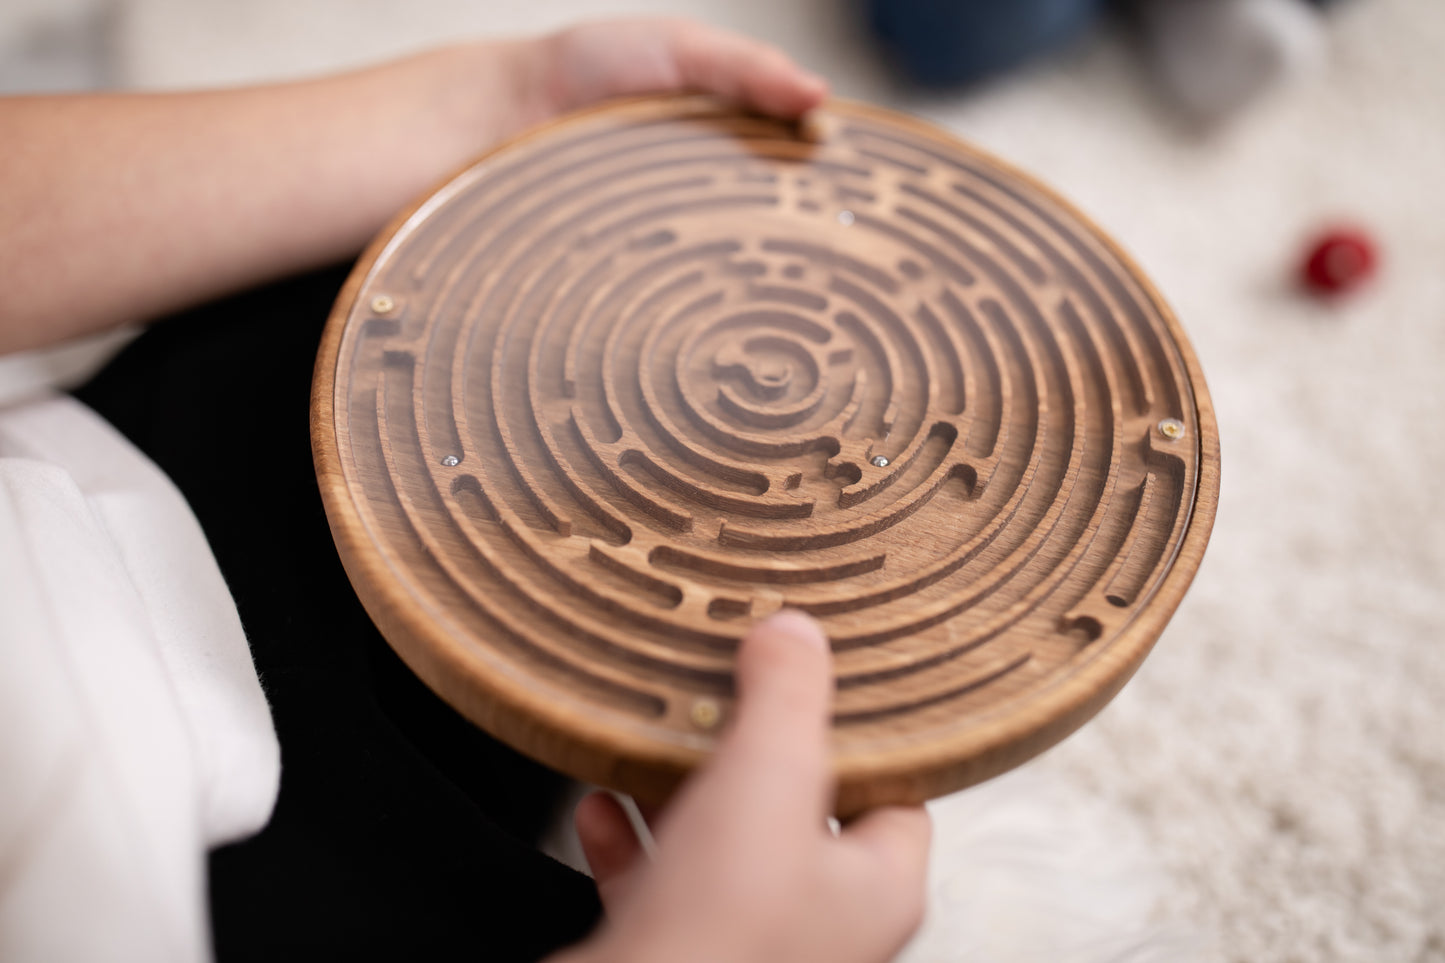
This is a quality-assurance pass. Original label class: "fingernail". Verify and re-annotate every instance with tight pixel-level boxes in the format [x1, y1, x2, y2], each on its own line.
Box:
[760, 609, 829, 651]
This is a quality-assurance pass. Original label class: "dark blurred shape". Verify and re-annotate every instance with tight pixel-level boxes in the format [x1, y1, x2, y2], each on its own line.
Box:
[1138, 0, 1327, 121]
[864, 0, 1110, 86]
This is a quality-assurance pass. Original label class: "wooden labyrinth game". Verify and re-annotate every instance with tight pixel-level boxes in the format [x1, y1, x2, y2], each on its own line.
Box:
[312, 96, 1220, 813]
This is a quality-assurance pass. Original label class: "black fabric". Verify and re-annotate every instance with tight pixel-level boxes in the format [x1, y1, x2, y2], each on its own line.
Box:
[73, 266, 602, 962]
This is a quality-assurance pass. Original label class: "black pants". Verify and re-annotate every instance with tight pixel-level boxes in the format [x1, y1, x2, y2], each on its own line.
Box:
[75, 266, 602, 961]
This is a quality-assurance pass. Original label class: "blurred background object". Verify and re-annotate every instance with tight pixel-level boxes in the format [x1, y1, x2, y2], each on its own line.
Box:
[865, 0, 1109, 87]
[1299, 226, 1379, 294]
[4, 1, 1442, 961]
[1136, 0, 1329, 119]
[865, 0, 1333, 120]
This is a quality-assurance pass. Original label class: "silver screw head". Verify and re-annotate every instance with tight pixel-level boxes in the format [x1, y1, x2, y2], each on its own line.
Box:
[690, 698, 721, 729]
[1157, 418, 1185, 441]
[870, 454, 890, 468]
[370, 294, 395, 315]
[836, 209, 855, 226]
[440, 454, 460, 467]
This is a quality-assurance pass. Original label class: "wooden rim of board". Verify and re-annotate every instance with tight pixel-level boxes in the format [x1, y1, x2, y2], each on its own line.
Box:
[312, 96, 1220, 814]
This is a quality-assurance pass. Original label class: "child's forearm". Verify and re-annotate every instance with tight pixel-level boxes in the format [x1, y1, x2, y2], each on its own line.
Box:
[0, 40, 547, 353]
[0, 20, 827, 355]
[0, 20, 825, 355]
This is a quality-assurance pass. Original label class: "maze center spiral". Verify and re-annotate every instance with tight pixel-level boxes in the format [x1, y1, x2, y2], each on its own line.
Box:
[323, 98, 1213, 803]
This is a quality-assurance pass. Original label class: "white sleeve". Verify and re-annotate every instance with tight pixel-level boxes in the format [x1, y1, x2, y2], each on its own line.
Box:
[0, 395, 280, 963]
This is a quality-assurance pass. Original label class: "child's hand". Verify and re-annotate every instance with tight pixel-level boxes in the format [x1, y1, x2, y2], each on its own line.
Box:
[526, 19, 828, 125]
[551, 611, 931, 963]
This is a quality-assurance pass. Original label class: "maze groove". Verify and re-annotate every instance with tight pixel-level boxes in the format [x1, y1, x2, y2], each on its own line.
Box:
[313, 97, 1220, 812]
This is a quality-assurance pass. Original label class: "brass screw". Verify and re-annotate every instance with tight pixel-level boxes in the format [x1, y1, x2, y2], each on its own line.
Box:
[370, 294, 396, 315]
[690, 698, 722, 730]
[1157, 418, 1185, 441]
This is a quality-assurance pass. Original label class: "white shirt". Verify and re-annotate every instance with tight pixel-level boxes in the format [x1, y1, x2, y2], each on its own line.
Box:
[0, 344, 280, 963]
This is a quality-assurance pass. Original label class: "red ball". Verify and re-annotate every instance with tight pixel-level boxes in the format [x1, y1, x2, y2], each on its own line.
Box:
[1301, 229, 1378, 294]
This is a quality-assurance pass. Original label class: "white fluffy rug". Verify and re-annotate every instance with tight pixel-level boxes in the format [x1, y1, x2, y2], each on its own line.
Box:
[9, 0, 1443, 959]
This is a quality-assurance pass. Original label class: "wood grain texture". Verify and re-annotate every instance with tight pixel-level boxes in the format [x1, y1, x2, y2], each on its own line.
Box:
[311, 96, 1220, 814]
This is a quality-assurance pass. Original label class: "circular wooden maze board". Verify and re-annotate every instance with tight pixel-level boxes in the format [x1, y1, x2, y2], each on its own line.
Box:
[313, 96, 1220, 813]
